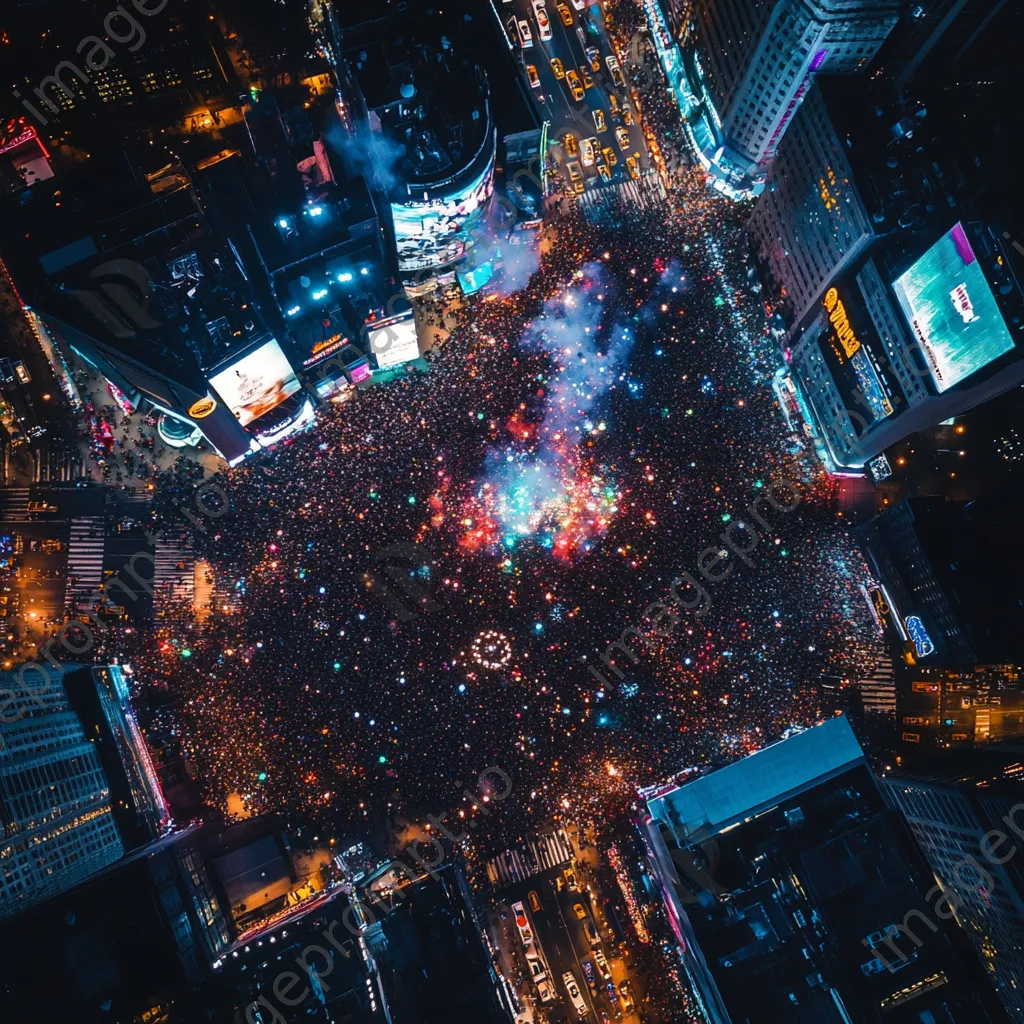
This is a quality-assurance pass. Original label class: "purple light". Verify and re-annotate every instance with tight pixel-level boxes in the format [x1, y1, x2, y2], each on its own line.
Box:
[810, 48, 828, 71]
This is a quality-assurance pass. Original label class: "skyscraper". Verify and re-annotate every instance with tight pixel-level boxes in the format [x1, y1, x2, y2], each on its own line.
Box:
[676, 0, 899, 197]
[641, 715, 1008, 1022]
[0, 662, 169, 920]
[880, 767, 1024, 1022]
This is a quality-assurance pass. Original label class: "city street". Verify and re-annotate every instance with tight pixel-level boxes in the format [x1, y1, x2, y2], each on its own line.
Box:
[499, 0, 651, 198]
[488, 830, 644, 1023]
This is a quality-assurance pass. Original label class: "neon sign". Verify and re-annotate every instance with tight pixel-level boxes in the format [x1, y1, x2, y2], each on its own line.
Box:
[823, 287, 861, 360]
[905, 616, 935, 658]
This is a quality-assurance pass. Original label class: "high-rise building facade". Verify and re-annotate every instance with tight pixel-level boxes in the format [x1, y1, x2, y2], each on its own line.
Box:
[675, 0, 899, 198]
[881, 770, 1024, 1022]
[0, 663, 169, 920]
[641, 715, 1008, 1023]
[0, 664, 124, 918]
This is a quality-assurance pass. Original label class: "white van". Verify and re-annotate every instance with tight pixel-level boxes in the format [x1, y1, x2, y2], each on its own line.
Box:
[517, 18, 533, 47]
[562, 971, 588, 1016]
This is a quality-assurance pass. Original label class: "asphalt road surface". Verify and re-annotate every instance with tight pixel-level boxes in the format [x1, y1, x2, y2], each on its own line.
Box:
[499, 0, 650, 198]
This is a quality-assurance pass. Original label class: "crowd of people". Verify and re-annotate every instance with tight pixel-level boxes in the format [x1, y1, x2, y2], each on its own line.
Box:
[117, 167, 882, 857]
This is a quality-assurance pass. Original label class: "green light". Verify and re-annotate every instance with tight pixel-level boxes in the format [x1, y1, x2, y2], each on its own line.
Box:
[378, 755, 387, 764]
[476, 411, 485, 420]
[408, 495, 416, 504]
[754, 480, 763, 489]
[333, 662, 341, 671]
[258, 772, 267, 781]
[780, 549, 788, 557]
[721, 513, 731, 523]
[181, 649, 191, 658]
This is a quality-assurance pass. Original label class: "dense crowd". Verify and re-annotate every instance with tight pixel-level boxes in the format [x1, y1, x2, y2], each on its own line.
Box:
[118, 172, 882, 852]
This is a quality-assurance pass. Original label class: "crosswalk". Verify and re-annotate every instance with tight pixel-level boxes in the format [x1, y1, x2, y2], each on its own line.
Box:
[486, 829, 576, 890]
[119, 486, 153, 507]
[33, 448, 87, 484]
[580, 171, 667, 222]
[65, 517, 106, 610]
[0, 487, 31, 522]
[153, 525, 194, 607]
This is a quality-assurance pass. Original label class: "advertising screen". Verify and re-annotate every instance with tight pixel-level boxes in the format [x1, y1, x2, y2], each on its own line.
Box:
[367, 316, 420, 369]
[208, 339, 301, 427]
[893, 223, 1014, 393]
[391, 157, 495, 274]
[817, 286, 896, 435]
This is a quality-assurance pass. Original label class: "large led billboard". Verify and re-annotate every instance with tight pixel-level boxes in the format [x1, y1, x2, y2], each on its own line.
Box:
[391, 157, 495, 274]
[208, 338, 301, 427]
[892, 223, 1014, 393]
[367, 316, 420, 369]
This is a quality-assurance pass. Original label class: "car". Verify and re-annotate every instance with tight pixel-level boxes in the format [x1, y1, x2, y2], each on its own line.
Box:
[593, 948, 612, 980]
[537, 977, 556, 1003]
[27, 501, 55, 513]
[564, 867, 579, 890]
[592, 109, 606, 132]
[615, 126, 630, 152]
[574, 902, 588, 920]
[625, 155, 639, 180]
[581, 959, 599, 993]
[584, 918, 600, 947]
[608, 93, 619, 115]
[580, 66, 594, 89]
[562, 132, 578, 156]
[565, 70, 584, 101]
[602, 146, 617, 166]
[529, 889, 543, 913]
[13, 361, 31, 385]
[527, 955, 546, 980]
[570, 0, 585, 8]
[0, 357, 14, 383]
[606, 54, 625, 88]
[579, 137, 595, 167]
[596, 160, 611, 181]
[557, 2, 573, 24]
[532, 1, 552, 41]
[550, 56, 565, 79]
[619, 980, 635, 1012]
[516, 18, 533, 47]
[622, 104, 634, 125]
[566, 161, 584, 194]
[586, 46, 601, 72]
[526, 64, 541, 88]
[562, 971, 588, 1017]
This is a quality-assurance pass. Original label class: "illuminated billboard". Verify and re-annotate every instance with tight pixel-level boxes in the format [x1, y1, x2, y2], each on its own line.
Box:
[208, 339, 301, 427]
[367, 316, 420, 370]
[391, 157, 495, 275]
[893, 223, 1014, 393]
[818, 286, 895, 433]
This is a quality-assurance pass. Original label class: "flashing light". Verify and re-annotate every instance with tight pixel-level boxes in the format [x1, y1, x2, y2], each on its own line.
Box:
[286, 305, 301, 316]
[312, 289, 328, 301]
[308, 206, 324, 216]
[360, 267, 369, 275]
[278, 218, 289, 229]
[338, 272, 353, 283]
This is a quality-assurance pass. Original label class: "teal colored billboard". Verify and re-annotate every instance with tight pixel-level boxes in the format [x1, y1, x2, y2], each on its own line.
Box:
[893, 222, 1014, 393]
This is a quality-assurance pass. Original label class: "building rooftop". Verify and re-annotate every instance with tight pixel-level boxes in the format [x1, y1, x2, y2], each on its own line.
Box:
[647, 715, 864, 844]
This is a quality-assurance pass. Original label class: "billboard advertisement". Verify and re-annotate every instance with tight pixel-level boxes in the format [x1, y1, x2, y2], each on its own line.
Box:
[208, 338, 301, 427]
[892, 222, 1014, 393]
[817, 286, 896, 435]
[391, 157, 495, 275]
[367, 315, 420, 370]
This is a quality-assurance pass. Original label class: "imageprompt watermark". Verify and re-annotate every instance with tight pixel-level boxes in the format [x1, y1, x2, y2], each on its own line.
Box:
[362, 541, 441, 621]
[864, 800, 1024, 971]
[586, 477, 804, 692]
[0, 480, 229, 751]
[13, 0, 175, 127]
[243, 765, 513, 1024]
